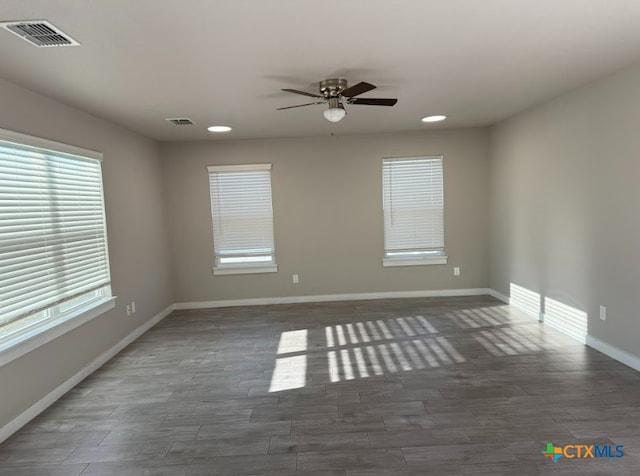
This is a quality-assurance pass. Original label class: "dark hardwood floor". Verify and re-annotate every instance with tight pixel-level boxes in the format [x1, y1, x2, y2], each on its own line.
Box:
[1, 296, 639, 475]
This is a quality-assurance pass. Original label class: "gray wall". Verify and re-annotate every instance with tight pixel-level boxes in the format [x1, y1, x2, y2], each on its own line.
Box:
[161, 129, 490, 303]
[0, 78, 173, 427]
[489, 63, 640, 359]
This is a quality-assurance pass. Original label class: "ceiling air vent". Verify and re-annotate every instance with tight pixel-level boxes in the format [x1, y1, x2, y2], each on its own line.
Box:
[0, 20, 80, 47]
[166, 118, 196, 126]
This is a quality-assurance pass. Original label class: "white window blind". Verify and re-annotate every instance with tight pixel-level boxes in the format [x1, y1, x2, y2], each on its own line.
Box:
[0, 137, 111, 338]
[382, 156, 445, 263]
[208, 164, 276, 271]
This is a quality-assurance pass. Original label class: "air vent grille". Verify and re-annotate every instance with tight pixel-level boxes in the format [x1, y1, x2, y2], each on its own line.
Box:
[166, 118, 196, 126]
[0, 20, 79, 47]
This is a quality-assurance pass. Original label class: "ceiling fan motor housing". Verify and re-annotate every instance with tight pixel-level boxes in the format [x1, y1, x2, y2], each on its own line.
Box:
[319, 78, 347, 98]
[327, 97, 343, 110]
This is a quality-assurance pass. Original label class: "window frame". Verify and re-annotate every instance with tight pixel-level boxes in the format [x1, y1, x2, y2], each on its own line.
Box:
[0, 128, 115, 367]
[207, 163, 278, 276]
[381, 155, 448, 267]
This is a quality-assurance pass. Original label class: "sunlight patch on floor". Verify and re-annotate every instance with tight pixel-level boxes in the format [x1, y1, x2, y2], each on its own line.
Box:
[269, 355, 307, 392]
[276, 329, 307, 354]
[324, 334, 467, 383]
[272, 312, 479, 389]
[269, 300, 563, 392]
[474, 327, 543, 357]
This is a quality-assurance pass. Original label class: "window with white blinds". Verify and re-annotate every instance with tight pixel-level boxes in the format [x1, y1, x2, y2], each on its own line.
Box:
[382, 156, 447, 266]
[208, 164, 277, 274]
[0, 131, 112, 352]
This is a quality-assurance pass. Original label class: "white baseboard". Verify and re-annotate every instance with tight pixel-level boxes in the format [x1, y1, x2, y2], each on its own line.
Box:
[586, 335, 640, 373]
[0, 304, 175, 444]
[174, 288, 493, 310]
[488, 289, 509, 304]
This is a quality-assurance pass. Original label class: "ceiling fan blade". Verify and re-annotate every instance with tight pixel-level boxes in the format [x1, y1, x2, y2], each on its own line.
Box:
[341, 81, 376, 97]
[281, 88, 323, 98]
[276, 101, 324, 110]
[350, 98, 398, 106]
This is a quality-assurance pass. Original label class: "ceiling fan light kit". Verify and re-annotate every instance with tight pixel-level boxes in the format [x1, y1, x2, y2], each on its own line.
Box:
[278, 78, 398, 123]
[323, 97, 346, 122]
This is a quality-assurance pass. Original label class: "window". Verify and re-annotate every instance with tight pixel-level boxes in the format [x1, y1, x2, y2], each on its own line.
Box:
[0, 129, 113, 361]
[382, 156, 447, 266]
[208, 164, 277, 275]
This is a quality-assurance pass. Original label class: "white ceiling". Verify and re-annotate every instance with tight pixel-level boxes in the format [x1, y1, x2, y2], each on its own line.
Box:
[1, 0, 640, 141]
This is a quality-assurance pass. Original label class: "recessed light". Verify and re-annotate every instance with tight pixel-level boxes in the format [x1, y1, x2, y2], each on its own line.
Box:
[207, 125, 232, 132]
[421, 115, 447, 123]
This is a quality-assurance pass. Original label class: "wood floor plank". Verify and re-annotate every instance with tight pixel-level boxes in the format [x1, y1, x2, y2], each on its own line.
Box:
[296, 449, 407, 472]
[268, 432, 371, 453]
[292, 417, 386, 435]
[99, 426, 201, 445]
[186, 453, 296, 475]
[63, 443, 173, 464]
[196, 421, 291, 440]
[2, 430, 109, 449]
[167, 436, 270, 458]
[0, 463, 88, 475]
[368, 428, 471, 448]
[81, 461, 190, 476]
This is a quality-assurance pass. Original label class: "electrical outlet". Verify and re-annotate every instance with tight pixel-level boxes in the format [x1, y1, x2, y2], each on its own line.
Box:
[292, 274, 299, 284]
[131, 301, 136, 314]
[126, 304, 131, 317]
[599, 305, 606, 321]
[453, 267, 460, 276]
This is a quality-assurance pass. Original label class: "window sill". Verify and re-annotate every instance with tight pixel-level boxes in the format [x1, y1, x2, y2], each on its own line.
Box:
[382, 256, 448, 267]
[213, 264, 278, 276]
[0, 297, 116, 367]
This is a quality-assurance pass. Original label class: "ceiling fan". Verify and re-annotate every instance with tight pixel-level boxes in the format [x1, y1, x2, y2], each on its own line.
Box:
[277, 78, 397, 122]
